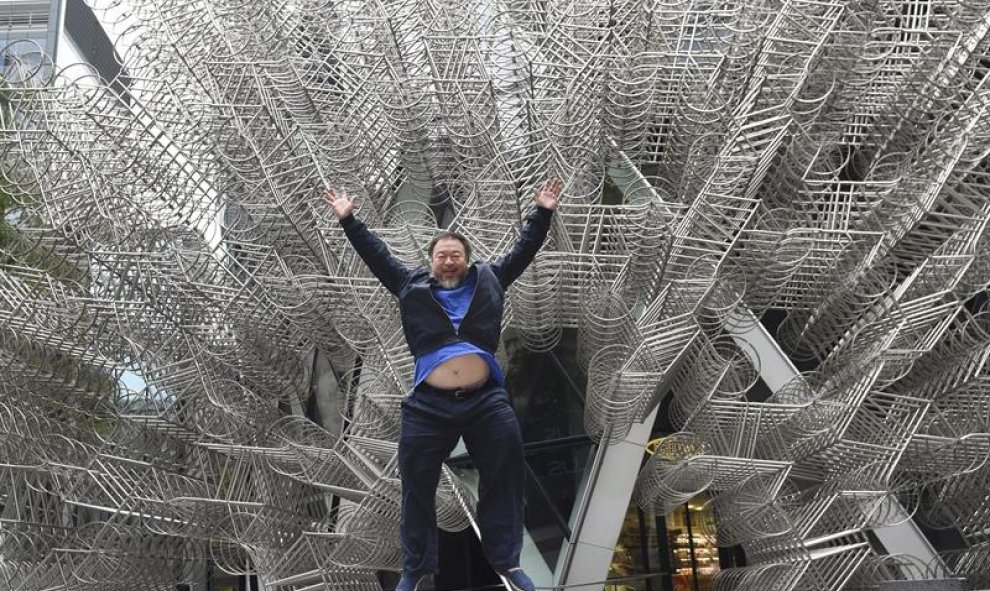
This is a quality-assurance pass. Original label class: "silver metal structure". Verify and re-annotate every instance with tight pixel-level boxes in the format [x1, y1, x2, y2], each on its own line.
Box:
[0, 0, 989, 589]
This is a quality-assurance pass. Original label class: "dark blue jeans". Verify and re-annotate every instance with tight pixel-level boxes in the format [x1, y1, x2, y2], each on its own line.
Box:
[398, 382, 525, 577]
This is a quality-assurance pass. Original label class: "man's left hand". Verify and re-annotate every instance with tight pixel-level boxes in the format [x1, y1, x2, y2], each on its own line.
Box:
[534, 178, 562, 211]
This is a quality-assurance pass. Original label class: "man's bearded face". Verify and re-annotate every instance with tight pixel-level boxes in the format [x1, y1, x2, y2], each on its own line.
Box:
[431, 238, 469, 289]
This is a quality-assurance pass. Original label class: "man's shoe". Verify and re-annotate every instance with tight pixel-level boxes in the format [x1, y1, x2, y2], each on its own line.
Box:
[396, 573, 434, 591]
[500, 568, 535, 591]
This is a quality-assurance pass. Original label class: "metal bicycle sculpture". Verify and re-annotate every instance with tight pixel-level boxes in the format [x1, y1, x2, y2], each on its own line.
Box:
[1, 0, 989, 589]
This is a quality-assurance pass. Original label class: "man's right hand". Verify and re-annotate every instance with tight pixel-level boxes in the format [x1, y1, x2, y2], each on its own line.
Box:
[323, 188, 355, 220]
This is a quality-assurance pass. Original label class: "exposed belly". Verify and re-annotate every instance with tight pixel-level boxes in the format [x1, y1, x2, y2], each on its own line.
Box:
[424, 353, 491, 389]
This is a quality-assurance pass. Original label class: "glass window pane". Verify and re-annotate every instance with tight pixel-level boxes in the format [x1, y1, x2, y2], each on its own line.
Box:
[610, 505, 652, 591]
[503, 343, 587, 444]
[522, 441, 592, 568]
[665, 506, 695, 591]
[689, 502, 719, 591]
[664, 496, 722, 591]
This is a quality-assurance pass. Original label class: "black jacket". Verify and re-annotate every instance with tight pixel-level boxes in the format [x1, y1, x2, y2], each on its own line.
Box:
[339, 207, 554, 358]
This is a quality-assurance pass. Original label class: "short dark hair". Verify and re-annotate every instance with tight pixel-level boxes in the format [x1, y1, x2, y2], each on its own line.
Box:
[428, 231, 472, 260]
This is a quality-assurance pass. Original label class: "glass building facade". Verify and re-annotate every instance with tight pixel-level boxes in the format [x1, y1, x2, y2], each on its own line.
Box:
[0, 0, 59, 65]
[0, 0, 126, 88]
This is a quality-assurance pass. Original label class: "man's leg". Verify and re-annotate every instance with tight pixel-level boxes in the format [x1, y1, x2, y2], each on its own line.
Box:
[462, 388, 527, 575]
[398, 393, 461, 580]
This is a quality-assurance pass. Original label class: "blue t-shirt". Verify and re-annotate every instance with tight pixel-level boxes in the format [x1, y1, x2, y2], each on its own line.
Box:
[413, 269, 505, 387]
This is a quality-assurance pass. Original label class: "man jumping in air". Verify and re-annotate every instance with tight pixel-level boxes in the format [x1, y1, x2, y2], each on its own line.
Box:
[325, 179, 561, 591]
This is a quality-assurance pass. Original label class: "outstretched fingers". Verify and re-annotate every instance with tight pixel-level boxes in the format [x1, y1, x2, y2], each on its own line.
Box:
[323, 187, 355, 219]
[534, 177, 562, 210]
[324, 187, 346, 201]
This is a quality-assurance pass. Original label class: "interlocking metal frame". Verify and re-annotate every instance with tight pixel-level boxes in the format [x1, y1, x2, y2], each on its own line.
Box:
[1, 0, 990, 589]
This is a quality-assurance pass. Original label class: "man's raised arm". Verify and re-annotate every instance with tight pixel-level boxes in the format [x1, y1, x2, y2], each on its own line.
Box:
[491, 178, 561, 289]
[324, 188, 412, 296]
